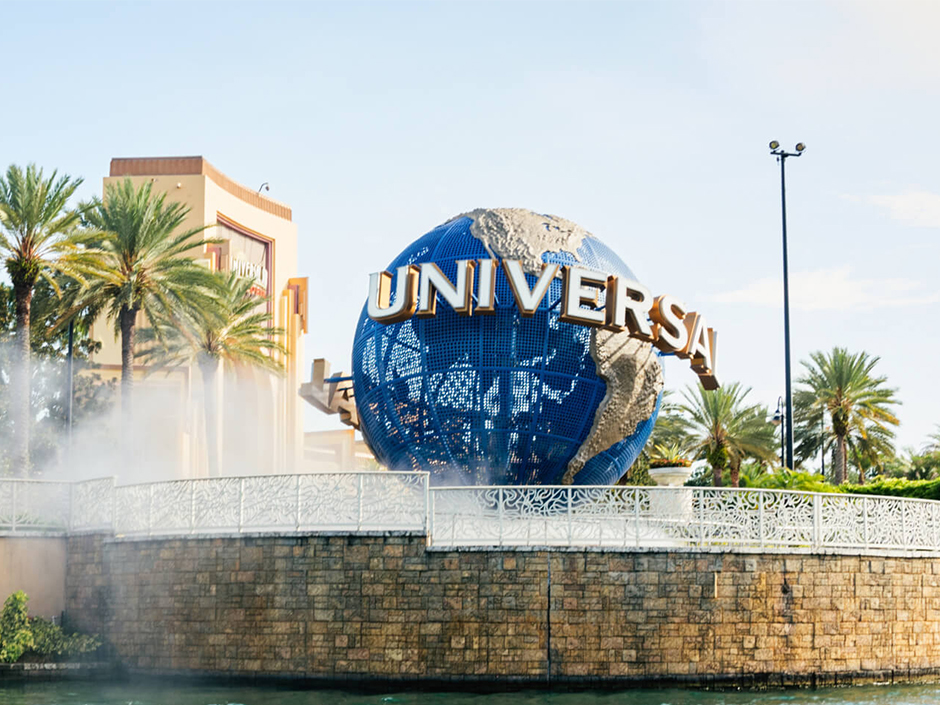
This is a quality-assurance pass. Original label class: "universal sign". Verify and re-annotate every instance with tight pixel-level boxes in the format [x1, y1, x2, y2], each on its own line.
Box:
[367, 260, 720, 389]
[231, 257, 269, 298]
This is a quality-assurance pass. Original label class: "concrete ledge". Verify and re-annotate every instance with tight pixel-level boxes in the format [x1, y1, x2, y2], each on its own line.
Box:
[118, 667, 940, 691]
[0, 662, 115, 681]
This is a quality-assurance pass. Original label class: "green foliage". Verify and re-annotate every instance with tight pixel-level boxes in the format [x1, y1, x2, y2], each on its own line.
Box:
[137, 271, 287, 477]
[619, 460, 656, 486]
[679, 382, 777, 487]
[748, 469, 840, 493]
[76, 178, 219, 346]
[794, 347, 900, 484]
[0, 592, 33, 663]
[0, 164, 89, 291]
[648, 442, 692, 468]
[0, 279, 116, 476]
[28, 617, 101, 659]
[0, 592, 100, 663]
[905, 451, 940, 481]
[847, 476, 940, 501]
[733, 468, 940, 500]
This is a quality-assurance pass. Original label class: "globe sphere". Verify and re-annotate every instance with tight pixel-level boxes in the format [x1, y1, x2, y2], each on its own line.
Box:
[352, 209, 663, 486]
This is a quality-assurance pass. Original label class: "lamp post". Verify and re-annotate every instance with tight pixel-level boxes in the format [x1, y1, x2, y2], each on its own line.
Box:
[769, 140, 805, 470]
[771, 396, 785, 469]
[66, 320, 74, 449]
[819, 412, 826, 476]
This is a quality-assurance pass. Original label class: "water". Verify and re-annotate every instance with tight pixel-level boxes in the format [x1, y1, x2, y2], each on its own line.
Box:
[3, 682, 940, 705]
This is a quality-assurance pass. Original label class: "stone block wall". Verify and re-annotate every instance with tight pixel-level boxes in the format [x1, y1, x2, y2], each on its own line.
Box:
[65, 533, 940, 685]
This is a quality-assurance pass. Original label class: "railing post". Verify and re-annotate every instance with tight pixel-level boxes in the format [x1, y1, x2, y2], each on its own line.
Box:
[238, 478, 244, 533]
[190, 481, 196, 535]
[567, 488, 573, 547]
[356, 474, 364, 531]
[901, 500, 907, 551]
[863, 497, 869, 549]
[758, 491, 765, 548]
[148, 483, 154, 538]
[11, 481, 17, 533]
[812, 493, 821, 551]
[295, 474, 302, 532]
[427, 483, 434, 547]
[68, 482, 75, 533]
[498, 488, 504, 547]
[692, 488, 705, 548]
[934, 503, 940, 552]
[634, 487, 641, 548]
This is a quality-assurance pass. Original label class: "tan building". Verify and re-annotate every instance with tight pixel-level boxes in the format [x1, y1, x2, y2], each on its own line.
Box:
[91, 156, 308, 480]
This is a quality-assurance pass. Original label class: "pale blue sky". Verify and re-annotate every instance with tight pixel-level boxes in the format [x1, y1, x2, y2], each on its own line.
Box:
[4, 0, 940, 457]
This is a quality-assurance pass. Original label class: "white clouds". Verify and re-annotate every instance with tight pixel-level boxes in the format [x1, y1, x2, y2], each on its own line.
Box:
[711, 267, 939, 311]
[864, 191, 940, 228]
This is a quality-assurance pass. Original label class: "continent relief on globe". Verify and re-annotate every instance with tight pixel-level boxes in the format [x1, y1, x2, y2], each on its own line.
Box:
[461, 209, 664, 484]
[364, 209, 717, 484]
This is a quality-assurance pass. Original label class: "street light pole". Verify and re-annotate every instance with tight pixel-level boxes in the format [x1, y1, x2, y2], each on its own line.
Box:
[772, 396, 785, 469]
[66, 320, 74, 449]
[769, 141, 806, 471]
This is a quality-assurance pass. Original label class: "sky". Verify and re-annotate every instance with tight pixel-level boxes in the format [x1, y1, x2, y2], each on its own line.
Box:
[3, 0, 939, 458]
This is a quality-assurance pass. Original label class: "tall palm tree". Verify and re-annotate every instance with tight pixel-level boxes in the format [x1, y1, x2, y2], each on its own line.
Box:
[0, 165, 88, 474]
[138, 272, 287, 477]
[78, 178, 218, 416]
[679, 382, 777, 487]
[794, 348, 899, 485]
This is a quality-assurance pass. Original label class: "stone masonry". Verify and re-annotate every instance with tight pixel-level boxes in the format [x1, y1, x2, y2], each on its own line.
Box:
[65, 533, 940, 685]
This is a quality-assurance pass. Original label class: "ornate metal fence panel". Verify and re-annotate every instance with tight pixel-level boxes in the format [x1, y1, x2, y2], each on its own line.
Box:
[428, 485, 940, 554]
[6, 474, 940, 555]
[110, 472, 429, 537]
[0, 480, 71, 533]
[69, 478, 115, 532]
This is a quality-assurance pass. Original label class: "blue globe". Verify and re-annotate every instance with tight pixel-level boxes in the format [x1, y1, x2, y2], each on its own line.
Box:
[351, 210, 663, 486]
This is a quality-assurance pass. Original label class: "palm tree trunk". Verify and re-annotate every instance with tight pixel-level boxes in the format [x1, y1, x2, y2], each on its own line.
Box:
[199, 357, 221, 478]
[834, 435, 847, 485]
[730, 460, 740, 488]
[11, 285, 31, 477]
[119, 306, 137, 417]
[712, 464, 723, 487]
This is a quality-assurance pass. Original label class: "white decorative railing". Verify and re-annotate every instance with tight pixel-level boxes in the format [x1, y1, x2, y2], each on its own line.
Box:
[111, 472, 428, 536]
[2, 475, 940, 555]
[428, 485, 940, 553]
[0, 480, 71, 533]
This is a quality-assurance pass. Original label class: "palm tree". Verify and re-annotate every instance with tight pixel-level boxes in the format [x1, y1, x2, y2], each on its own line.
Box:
[794, 348, 899, 485]
[679, 382, 778, 487]
[925, 426, 940, 454]
[0, 165, 88, 474]
[78, 178, 218, 416]
[138, 272, 287, 477]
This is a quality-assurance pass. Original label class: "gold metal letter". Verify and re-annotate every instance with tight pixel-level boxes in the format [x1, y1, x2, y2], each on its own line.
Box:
[605, 275, 654, 340]
[367, 265, 420, 324]
[417, 260, 477, 318]
[475, 259, 499, 314]
[650, 294, 689, 353]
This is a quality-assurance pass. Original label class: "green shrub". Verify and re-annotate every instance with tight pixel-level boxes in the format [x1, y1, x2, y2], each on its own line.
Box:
[0, 592, 34, 663]
[0, 592, 101, 663]
[28, 617, 101, 659]
[750, 470, 840, 494]
[846, 476, 940, 501]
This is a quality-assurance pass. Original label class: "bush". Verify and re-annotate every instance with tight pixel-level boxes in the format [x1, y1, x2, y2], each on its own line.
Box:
[0, 592, 34, 663]
[749, 470, 840, 494]
[846, 476, 940, 501]
[0, 592, 100, 663]
[28, 616, 101, 659]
